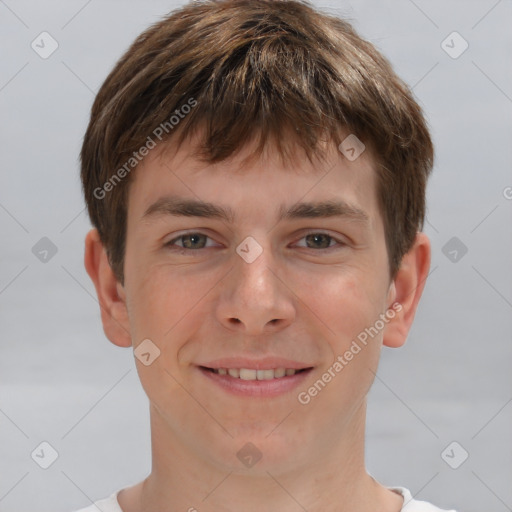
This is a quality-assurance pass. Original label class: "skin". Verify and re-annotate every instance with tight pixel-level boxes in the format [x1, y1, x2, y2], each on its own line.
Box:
[85, 129, 430, 512]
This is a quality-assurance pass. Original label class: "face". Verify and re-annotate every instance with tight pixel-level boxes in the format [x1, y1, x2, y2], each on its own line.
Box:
[118, 132, 398, 473]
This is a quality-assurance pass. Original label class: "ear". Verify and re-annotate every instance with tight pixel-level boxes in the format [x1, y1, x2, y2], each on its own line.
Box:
[382, 231, 431, 348]
[84, 228, 132, 348]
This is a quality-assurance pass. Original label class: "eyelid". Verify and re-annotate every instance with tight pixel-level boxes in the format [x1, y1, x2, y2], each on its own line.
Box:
[165, 230, 221, 248]
[165, 229, 347, 251]
[292, 230, 347, 249]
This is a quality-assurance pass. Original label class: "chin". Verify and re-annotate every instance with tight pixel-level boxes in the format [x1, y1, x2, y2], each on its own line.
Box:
[213, 428, 306, 475]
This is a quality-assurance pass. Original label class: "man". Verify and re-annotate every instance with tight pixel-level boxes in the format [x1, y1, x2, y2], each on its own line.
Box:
[76, 1, 456, 510]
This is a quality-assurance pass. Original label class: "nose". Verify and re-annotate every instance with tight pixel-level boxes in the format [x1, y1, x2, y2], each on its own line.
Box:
[215, 238, 296, 335]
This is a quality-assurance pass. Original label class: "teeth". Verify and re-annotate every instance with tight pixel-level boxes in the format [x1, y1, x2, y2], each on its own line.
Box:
[211, 367, 300, 380]
[240, 368, 257, 380]
[273, 367, 286, 378]
[257, 369, 275, 380]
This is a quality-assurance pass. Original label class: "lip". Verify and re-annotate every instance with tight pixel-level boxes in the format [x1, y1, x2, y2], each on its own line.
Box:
[197, 365, 314, 397]
[199, 357, 313, 371]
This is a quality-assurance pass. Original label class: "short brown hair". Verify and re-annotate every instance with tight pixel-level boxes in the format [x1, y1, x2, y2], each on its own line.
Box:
[80, 0, 434, 285]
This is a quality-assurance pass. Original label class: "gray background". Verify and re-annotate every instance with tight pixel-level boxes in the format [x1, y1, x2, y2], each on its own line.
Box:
[1, 1, 511, 511]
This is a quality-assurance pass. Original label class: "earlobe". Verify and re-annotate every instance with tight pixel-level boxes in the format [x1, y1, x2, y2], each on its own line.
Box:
[382, 232, 431, 349]
[84, 228, 132, 348]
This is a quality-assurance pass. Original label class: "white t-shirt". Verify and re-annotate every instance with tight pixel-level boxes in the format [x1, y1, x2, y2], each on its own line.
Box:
[72, 486, 457, 511]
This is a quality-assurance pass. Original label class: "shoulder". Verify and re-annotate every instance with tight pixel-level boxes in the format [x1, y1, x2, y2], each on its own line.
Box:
[71, 491, 122, 512]
[388, 486, 458, 512]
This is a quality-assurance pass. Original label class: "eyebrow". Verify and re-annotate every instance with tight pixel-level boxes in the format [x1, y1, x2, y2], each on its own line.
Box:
[141, 195, 370, 225]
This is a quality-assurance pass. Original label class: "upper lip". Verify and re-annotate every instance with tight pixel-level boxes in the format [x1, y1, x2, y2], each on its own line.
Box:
[198, 357, 314, 370]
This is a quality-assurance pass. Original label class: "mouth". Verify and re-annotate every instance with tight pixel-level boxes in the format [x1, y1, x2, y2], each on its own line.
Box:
[200, 366, 312, 380]
[197, 365, 314, 397]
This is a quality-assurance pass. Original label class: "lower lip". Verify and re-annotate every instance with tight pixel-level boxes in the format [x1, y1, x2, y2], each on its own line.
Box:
[198, 366, 314, 397]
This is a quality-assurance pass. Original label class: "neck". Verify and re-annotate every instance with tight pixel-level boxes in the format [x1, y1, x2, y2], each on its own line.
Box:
[119, 399, 403, 512]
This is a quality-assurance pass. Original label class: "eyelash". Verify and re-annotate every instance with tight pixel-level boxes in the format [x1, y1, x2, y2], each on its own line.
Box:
[164, 231, 346, 253]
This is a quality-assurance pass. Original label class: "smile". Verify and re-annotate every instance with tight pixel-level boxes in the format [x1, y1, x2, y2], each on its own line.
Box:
[203, 367, 310, 380]
[198, 365, 314, 397]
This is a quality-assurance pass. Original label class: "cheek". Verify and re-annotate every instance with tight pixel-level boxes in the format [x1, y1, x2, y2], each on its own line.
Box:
[123, 262, 226, 386]
[124, 262, 203, 339]
[303, 267, 382, 344]
[123, 267, 203, 408]
[296, 270, 384, 422]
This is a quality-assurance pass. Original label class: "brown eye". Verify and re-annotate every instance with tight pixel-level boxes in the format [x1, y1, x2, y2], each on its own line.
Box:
[305, 233, 333, 249]
[295, 232, 345, 251]
[166, 233, 213, 250]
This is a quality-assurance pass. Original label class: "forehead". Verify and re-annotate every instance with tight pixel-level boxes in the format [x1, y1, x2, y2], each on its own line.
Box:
[126, 131, 381, 231]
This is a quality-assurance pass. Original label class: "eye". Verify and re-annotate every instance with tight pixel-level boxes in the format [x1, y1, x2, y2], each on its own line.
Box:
[165, 232, 218, 250]
[164, 231, 346, 252]
[294, 231, 346, 251]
